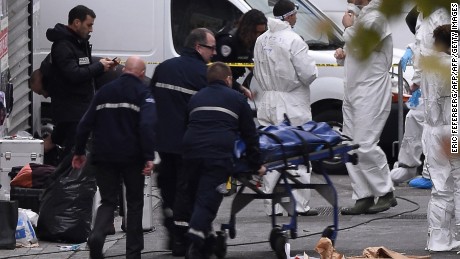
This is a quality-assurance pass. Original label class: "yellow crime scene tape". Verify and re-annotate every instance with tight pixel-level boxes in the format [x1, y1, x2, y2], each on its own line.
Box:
[119, 61, 344, 67]
[119, 60, 402, 68]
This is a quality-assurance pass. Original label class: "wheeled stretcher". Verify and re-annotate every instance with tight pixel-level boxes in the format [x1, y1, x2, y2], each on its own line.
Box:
[214, 121, 359, 259]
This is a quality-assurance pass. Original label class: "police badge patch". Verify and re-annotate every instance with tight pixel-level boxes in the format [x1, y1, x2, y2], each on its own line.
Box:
[79, 57, 90, 65]
[220, 45, 232, 57]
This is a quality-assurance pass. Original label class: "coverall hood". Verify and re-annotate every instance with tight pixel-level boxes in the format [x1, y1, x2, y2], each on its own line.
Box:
[267, 17, 291, 33]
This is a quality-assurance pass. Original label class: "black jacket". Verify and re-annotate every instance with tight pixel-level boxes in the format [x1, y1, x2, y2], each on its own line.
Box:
[74, 74, 157, 164]
[150, 48, 208, 154]
[183, 81, 262, 170]
[213, 32, 254, 91]
[46, 23, 105, 123]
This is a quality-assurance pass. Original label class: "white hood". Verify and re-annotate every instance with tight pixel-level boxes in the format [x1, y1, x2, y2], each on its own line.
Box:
[350, 0, 391, 41]
[267, 17, 291, 33]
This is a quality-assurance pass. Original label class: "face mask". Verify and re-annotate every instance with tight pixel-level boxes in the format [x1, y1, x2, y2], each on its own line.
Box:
[347, 3, 361, 16]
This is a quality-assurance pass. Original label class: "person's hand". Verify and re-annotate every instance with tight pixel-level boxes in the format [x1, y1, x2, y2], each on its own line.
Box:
[111, 57, 120, 66]
[72, 154, 87, 169]
[108, 57, 120, 70]
[257, 165, 267, 176]
[334, 48, 346, 60]
[99, 58, 114, 72]
[410, 83, 419, 93]
[342, 11, 354, 28]
[400, 48, 413, 72]
[142, 161, 154, 176]
[241, 85, 253, 100]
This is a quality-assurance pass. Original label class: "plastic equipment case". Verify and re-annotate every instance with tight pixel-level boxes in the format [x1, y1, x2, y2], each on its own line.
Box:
[0, 137, 44, 192]
[10, 187, 45, 213]
[92, 176, 154, 231]
[122, 175, 154, 231]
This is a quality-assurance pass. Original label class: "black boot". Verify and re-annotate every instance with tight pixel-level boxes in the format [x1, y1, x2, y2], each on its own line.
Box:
[172, 225, 188, 256]
[204, 233, 216, 258]
[186, 242, 209, 259]
[366, 192, 397, 214]
[340, 197, 375, 215]
[87, 232, 105, 259]
[163, 216, 174, 250]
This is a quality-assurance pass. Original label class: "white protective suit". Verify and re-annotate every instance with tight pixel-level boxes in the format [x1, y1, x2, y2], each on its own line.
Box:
[254, 17, 318, 215]
[391, 8, 449, 184]
[422, 49, 460, 252]
[412, 7, 459, 251]
[341, 0, 394, 200]
[390, 108, 427, 183]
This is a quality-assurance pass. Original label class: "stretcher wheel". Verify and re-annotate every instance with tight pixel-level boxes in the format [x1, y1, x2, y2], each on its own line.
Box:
[214, 230, 227, 259]
[273, 233, 288, 259]
[290, 228, 297, 239]
[229, 226, 236, 239]
[269, 226, 284, 250]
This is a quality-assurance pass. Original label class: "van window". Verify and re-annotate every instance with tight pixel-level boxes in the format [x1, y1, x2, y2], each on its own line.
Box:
[246, 0, 344, 50]
[171, 0, 243, 53]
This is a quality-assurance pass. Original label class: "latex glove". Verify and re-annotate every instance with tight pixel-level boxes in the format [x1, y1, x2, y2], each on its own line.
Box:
[400, 48, 413, 72]
[407, 88, 421, 109]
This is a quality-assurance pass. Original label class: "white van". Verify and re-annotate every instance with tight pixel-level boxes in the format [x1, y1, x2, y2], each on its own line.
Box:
[33, 0, 412, 172]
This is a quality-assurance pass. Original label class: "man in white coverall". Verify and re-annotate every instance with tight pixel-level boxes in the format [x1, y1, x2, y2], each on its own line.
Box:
[420, 22, 459, 251]
[392, 6, 450, 189]
[390, 6, 431, 188]
[253, 0, 318, 216]
[405, 7, 450, 191]
[334, 0, 396, 215]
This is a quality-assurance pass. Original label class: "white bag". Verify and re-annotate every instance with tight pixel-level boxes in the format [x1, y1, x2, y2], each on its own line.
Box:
[15, 210, 39, 247]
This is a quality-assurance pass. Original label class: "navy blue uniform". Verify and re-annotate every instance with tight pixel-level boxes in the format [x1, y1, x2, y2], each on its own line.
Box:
[150, 47, 208, 240]
[213, 32, 254, 91]
[74, 73, 156, 259]
[174, 80, 262, 251]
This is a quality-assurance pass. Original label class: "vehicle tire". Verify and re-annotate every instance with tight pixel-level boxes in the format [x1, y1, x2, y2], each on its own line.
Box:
[312, 109, 348, 175]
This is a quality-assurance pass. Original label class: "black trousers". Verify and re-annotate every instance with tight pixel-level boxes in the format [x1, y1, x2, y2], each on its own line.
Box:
[174, 158, 233, 241]
[51, 121, 78, 161]
[92, 162, 145, 259]
[157, 153, 183, 225]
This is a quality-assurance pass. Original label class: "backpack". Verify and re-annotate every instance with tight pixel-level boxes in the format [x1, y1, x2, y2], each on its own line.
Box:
[38, 53, 54, 95]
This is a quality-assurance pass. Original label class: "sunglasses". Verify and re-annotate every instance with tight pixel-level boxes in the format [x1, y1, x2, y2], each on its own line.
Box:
[199, 44, 216, 51]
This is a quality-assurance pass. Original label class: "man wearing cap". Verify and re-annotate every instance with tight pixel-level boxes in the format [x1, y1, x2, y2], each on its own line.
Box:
[253, 0, 319, 217]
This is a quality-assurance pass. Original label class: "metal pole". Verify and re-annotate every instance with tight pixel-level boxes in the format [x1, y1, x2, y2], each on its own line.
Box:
[397, 61, 404, 151]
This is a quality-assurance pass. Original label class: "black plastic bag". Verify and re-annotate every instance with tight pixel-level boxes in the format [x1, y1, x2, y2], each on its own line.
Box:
[0, 200, 18, 249]
[37, 153, 96, 243]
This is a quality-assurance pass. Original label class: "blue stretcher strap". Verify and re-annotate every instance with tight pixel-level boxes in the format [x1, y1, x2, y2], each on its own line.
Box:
[234, 121, 343, 165]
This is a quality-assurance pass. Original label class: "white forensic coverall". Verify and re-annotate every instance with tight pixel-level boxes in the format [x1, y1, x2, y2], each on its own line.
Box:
[392, 8, 449, 184]
[421, 49, 460, 251]
[253, 17, 318, 215]
[341, 0, 394, 201]
[412, 7, 459, 251]
[390, 108, 426, 183]
[391, 59, 427, 183]
[390, 40, 427, 183]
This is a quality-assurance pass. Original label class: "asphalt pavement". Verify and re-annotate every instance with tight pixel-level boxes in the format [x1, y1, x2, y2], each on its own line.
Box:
[1, 174, 458, 259]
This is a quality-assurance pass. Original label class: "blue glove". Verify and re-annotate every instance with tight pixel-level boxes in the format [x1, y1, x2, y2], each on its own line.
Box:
[400, 48, 413, 72]
[407, 88, 421, 108]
